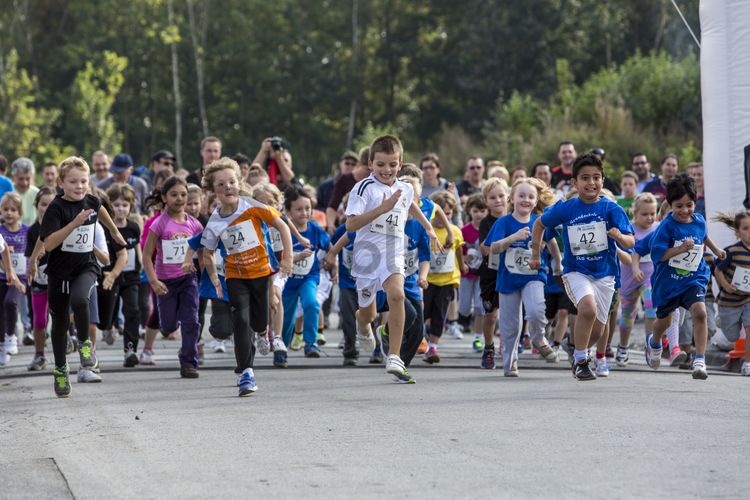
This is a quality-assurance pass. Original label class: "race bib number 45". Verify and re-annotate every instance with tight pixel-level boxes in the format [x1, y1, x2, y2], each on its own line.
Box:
[505, 247, 534, 275]
[668, 242, 703, 273]
[62, 225, 95, 253]
[567, 221, 608, 256]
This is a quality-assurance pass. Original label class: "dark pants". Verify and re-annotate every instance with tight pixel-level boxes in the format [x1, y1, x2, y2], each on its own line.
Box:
[118, 281, 140, 351]
[48, 271, 98, 368]
[424, 284, 454, 338]
[139, 282, 151, 327]
[209, 299, 232, 340]
[0, 280, 20, 341]
[226, 276, 269, 371]
[339, 287, 358, 360]
[97, 280, 119, 331]
[401, 296, 424, 367]
[157, 274, 200, 368]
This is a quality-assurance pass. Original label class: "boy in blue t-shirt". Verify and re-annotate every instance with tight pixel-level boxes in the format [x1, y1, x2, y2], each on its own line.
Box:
[644, 174, 725, 380]
[530, 153, 634, 381]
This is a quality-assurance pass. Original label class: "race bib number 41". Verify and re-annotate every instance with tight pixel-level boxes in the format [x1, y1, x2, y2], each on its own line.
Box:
[62, 224, 95, 253]
[567, 221, 608, 256]
[668, 242, 703, 273]
[370, 207, 406, 237]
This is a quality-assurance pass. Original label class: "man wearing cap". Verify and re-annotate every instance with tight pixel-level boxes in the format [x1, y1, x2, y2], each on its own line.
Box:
[98, 153, 150, 214]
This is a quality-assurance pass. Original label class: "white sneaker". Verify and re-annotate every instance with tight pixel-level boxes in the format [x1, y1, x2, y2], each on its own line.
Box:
[103, 329, 116, 346]
[385, 354, 406, 376]
[356, 325, 376, 353]
[212, 340, 227, 354]
[139, 349, 156, 365]
[595, 358, 610, 377]
[742, 361, 750, 377]
[77, 368, 102, 383]
[272, 336, 287, 354]
[692, 359, 708, 380]
[0, 347, 8, 366]
[4, 334, 18, 355]
[256, 335, 270, 356]
[448, 323, 464, 340]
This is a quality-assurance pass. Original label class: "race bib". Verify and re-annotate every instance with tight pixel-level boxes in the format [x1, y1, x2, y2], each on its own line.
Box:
[465, 247, 483, 270]
[35, 263, 48, 286]
[370, 207, 406, 237]
[505, 247, 534, 275]
[10, 253, 25, 276]
[405, 248, 419, 276]
[668, 242, 703, 273]
[567, 221, 608, 256]
[215, 253, 225, 276]
[292, 252, 314, 276]
[161, 238, 188, 264]
[341, 247, 353, 270]
[221, 220, 260, 255]
[62, 224, 95, 253]
[123, 248, 137, 272]
[488, 251, 500, 271]
[731, 266, 750, 293]
[430, 250, 454, 274]
[640, 253, 652, 263]
[269, 227, 283, 253]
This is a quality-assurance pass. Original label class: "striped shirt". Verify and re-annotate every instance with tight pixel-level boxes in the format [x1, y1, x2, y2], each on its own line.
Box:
[715, 241, 750, 307]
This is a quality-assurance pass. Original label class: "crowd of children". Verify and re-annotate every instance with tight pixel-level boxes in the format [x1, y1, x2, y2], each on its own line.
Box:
[0, 136, 748, 399]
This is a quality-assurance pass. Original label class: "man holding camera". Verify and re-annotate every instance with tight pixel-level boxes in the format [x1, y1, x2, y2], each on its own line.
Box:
[252, 137, 295, 189]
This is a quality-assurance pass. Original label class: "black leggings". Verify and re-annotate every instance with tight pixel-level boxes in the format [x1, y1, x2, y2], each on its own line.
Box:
[48, 271, 97, 368]
[119, 282, 140, 351]
[226, 277, 269, 371]
[0, 280, 20, 341]
[424, 284, 454, 338]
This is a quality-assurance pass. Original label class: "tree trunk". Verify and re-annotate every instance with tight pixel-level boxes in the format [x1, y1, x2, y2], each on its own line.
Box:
[345, 0, 359, 149]
[187, 0, 209, 137]
[167, 0, 183, 168]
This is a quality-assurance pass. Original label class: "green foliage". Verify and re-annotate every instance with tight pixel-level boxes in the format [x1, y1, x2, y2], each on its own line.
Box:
[352, 121, 400, 155]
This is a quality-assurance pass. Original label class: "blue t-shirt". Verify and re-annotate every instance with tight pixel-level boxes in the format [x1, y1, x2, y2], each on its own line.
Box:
[0, 176, 14, 199]
[649, 212, 710, 308]
[261, 222, 279, 272]
[543, 226, 563, 294]
[187, 232, 229, 302]
[404, 218, 431, 301]
[285, 221, 330, 289]
[420, 197, 435, 221]
[484, 213, 548, 293]
[332, 224, 356, 290]
[634, 232, 655, 258]
[540, 197, 633, 279]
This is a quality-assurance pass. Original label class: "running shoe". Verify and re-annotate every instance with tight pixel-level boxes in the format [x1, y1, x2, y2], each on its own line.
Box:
[78, 339, 97, 368]
[256, 335, 270, 356]
[691, 358, 708, 380]
[615, 345, 629, 367]
[317, 332, 327, 346]
[535, 342, 559, 363]
[4, 334, 18, 355]
[481, 347, 496, 369]
[504, 359, 519, 377]
[369, 347, 383, 364]
[572, 359, 596, 381]
[447, 323, 463, 340]
[0, 347, 8, 366]
[385, 354, 406, 375]
[77, 368, 102, 383]
[644, 334, 661, 370]
[212, 340, 227, 354]
[180, 365, 199, 378]
[392, 370, 416, 384]
[22, 330, 34, 346]
[304, 344, 321, 358]
[472, 336, 484, 353]
[290, 333, 304, 351]
[594, 358, 610, 377]
[272, 336, 287, 353]
[741, 361, 750, 376]
[103, 329, 116, 346]
[343, 357, 357, 367]
[53, 365, 71, 397]
[356, 325, 376, 352]
[679, 352, 694, 370]
[123, 349, 139, 368]
[197, 342, 205, 365]
[238, 369, 258, 396]
[417, 337, 428, 354]
[27, 354, 46, 371]
[605, 345, 615, 358]
[669, 348, 687, 367]
[139, 348, 156, 365]
[376, 324, 389, 357]
[422, 346, 440, 364]
[273, 351, 287, 368]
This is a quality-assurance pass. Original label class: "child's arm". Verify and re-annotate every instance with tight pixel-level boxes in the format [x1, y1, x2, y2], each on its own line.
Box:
[102, 248, 128, 290]
[432, 204, 453, 248]
[713, 263, 737, 293]
[418, 261, 429, 289]
[142, 231, 167, 295]
[631, 253, 644, 282]
[202, 248, 223, 299]
[456, 242, 468, 275]
[409, 200, 443, 252]
[548, 238, 563, 275]
[489, 227, 530, 255]
[617, 248, 632, 266]
[529, 218, 547, 270]
[346, 190, 403, 232]
[271, 216, 293, 275]
[1, 245, 24, 293]
[182, 246, 196, 273]
[27, 240, 44, 285]
[324, 233, 349, 269]
[607, 227, 635, 249]
[98, 206, 127, 246]
[283, 215, 310, 248]
[42, 208, 94, 253]
[94, 246, 110, 267]
[704, 236, 727, 260]
[659, 239, 694, 262]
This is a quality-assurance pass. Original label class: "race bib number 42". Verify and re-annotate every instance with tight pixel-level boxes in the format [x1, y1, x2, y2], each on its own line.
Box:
[567, 221, 608, 256]
[62, 224, 95, 253]
[668, 242, 703, 273]
[162, 238, 188, 264]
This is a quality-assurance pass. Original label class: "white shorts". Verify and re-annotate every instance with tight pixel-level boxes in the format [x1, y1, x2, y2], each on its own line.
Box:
[355, 267, 404, 308]
[272, 273, 288, 292]
[562, 272, 615, 324]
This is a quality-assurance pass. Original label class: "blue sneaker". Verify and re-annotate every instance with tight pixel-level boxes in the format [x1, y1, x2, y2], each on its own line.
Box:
[273, 351, 287, 368]
[517, 342, 524, 354]
[238, 369, 258, 396]
[645, 333, 662, 370]
[304, 343, 321, 358]
[481, 347, 496, 369]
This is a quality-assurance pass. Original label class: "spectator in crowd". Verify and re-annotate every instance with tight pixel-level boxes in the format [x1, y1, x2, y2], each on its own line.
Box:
[532, 162, 552, 187]
[11, 157, 38, 225]
[187, 136, 222, 186]
[326, 147, 370, 233]
[631, 152, 653, 193]
[687, 162, 706, 217]
[246, 163, 269, 187]
[617, 170, 639, 218]
[233, 153, 252, 181]
[643, 154, 679, 203]
[456, 156, 485, 203]
[42, 162, 58, 189]
[90, 151, 112, 185]
[420, 153, 461, 222]
[510, 166, 527, 183]
[251, 137, 295, 188]
[0, 155, 15, 198]
[550, 141, 576, 190]
[136, 150, 176, 187]
[318, 151, 358, 212]
[98, 153, 150, 214]
[486, 161, 509, 183]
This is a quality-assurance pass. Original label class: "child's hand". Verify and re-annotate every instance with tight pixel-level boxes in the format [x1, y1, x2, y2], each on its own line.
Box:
[607, 227, 622, 240]
[379, 190, 402, 213]
[112, 231, 127, 247]
[73, 209, 95, 228]
[181, 260, 195, 274]
[428, 230, 444, 253]
[724, 282, 738, 294]
[460, 262, 469, 274]
[633, 269, 644, 283]
[280, 256, 293, 275]
[513, 227, 530, 242]
[212, 278, 223, 299]
[554, 264, 563, 276]
[681, 239, 695, 251]
[445, 230, 454, 249]
[529, 255, 541, 270]
[102, 271, 117, 290]
[298, 236, 311, 249]
[150, 279, 168, 296]
[294, 249, 313, 263]
[716, 249, 727, 260]
[417, 277, 428, 289]
[323, 252, 337, 269]
[9, 274, 25, 294]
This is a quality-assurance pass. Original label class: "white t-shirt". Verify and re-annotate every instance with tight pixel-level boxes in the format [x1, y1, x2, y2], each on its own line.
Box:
[345, 174, 414, 278]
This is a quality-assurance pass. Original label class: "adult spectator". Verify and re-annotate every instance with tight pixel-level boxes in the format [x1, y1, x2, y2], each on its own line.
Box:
[590, 147, 620, 195]
[631, 153, 653, 192]
[318, 151, 357, 212]
[90, 151, 112, 185]
[643, 154, 679, 203]
[11, 157, 38, 225]
[551, 141, 576, 190]
[98, 153, 150, 214]
[0, 156, 15, 198]
[251, 137, 295, 188]
[42, 162, 58, 189]
[187, 136, 222, 186]
[456, 156, 485, 203]
[135, 150, 175, 187]
[687, 162, 706, 217]
[326, 147, 369, 233]
[420, 153, 462, 224]
[233, 153, 252, 182]
[531, 162, 552, 187]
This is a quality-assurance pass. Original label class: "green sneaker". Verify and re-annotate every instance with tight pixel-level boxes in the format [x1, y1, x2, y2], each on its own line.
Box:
[290, 333, 304, 351]
[78, 339, 97, 368]
[53, 365, 71, 398]
[472, 336, 485, 352]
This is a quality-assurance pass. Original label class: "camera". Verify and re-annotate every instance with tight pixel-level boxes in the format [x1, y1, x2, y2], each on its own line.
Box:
[270, 136, 283, 151]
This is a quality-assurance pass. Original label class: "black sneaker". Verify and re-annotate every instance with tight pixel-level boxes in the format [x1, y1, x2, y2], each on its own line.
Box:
[679, 352, 694, 370]
[123, 350, 140, 368]
[342, 357, 357, 367]
[573, 359, 597, 381]
[53, 365, 71, 398]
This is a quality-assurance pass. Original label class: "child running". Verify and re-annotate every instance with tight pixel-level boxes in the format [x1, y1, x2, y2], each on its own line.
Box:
[530, 153, 634, 381]
[142, 176, 204, 379]
[644, 174, 725, 380]
[200, 158, 292, 395]
[0, 193, 29, 360]
[459, 194, 488, 352]
[39, 156, 126, 397]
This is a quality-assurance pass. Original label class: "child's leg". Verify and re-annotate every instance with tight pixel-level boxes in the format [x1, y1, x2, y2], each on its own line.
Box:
[554, 309, 569, 344]
[281, 287, 300, 347]
[70, 273, 97, 344]
[573, 295, 597, 351]
[0, 282, 11, 343]
[47, 279, 72, 368]
[139, 282, 151, 328]
[176, 275, 200, 368]
[427, 285, 452, 345]
[340, 287, 359, 359]
[457, 276, 474, 329]
[689, 301, 708, 356]
[498, 291, 522, 373]
[401, 297, 423, 366]
[31, 291, 48, 354]
[382, 274, 406, 356]
[3, 284, 20, 341]
[298, 279, 320, 346]
[96, 281, 119, 333]
[143, 289, 160, 352]
[679, 309, 693, 353]
[120, 283, 140, 351]
[618, 289, 638, 347]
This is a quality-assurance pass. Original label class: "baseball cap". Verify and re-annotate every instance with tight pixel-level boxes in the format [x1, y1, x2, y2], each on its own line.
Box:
[110, 153, 134, 173]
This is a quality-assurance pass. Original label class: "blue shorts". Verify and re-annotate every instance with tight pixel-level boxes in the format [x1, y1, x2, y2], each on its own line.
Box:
[656, 285, 705, 319]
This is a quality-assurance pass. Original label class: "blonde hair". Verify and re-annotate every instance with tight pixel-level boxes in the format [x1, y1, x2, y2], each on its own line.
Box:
[600, 188, 616, 202]
[482, 177, 508, 199]
[430, 191, 458, 213]
[187, 183, 202, 197]
[632, 192, 658, 217]
[202, 157, 252, 195]
[509, 177, 556, 215]
[58, 156, 90, 180]
[252, 182, 283, 210]
[0, 192, 23, 215]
